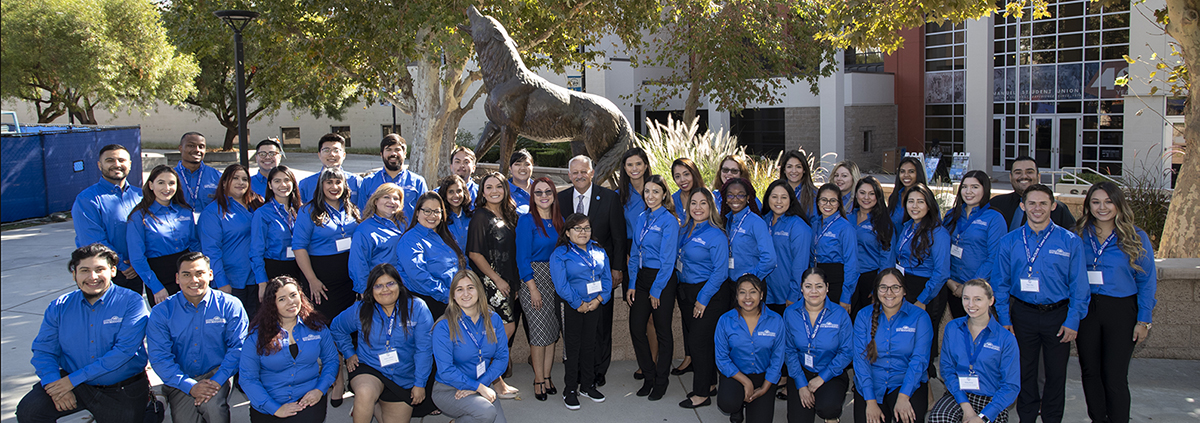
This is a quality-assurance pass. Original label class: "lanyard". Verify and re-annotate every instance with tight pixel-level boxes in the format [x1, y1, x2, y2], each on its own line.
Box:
[571, 243, 599, 282]
[961, 323, 989, 375]
[378, 303, 399, 349]
[273, 201, 294, 229]
[811, 216, 837, 261]
[327, 204, 348, 238]
[728, 210, 750, 251]
[802, 306, 829, 353]
[459, 318, 485, 363]
[176, 163, 201, 204]
[899, 223, 917, 255]
[637, 208, 658, 245]
[1022, 225, 1054, 276]
[1089, 231, 1116, 268]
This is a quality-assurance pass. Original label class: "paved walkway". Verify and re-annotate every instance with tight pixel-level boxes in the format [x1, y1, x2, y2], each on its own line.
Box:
[4, 223, 1198, 423]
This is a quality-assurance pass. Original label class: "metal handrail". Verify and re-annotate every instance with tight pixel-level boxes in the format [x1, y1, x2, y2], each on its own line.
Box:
[1042, 166, 1124, 192]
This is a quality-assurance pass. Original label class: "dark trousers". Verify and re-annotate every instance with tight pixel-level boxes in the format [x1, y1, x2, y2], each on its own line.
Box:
[232, 286, 261, 322]
[629, 268, 677, 388]
[787, 368, 848, 423]
[677, 279, 730, 396]
[717, 373, 777, 422]
[850, 269, 880, 322]
[562, 299, 603, 392]
[146, 251, 187, 307]
[853, 382, 929, 423]
[112, 271, 147, 303]
[1011, 298, 1071, 423]
[1078, 294, 1138, 423]
[676, 283, 693, 358]
[922, 282, 953, 377]
[308, 252, 355, 321]
[815, 263, 845, 305]
[17, 373, 148, 423]
[264, 258, 308, 297]
[249, 394, 327, 423]
[594, 287, 615, 382]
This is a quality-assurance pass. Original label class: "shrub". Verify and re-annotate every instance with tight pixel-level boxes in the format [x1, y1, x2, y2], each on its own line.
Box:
[636, 116, 742, 193]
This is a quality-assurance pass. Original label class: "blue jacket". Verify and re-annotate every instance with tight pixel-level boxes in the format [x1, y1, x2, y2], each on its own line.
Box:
[174, 162, 221, 212]
[395, 225, 460, 303]
[715, 308, 786, 384]
[240, 319, 338, 415]
[349, 215, 403, 293]
[896, 221, 951, 304]
[127, 203, 200, 293]
[810, 215, 860, 304]
[433, 312, 510, 390]
[764, 213, 812, 303]
[784, 299, 853, 382]
[726, 207, 776, 281]
[516, 213, 558, 282]
[298, 168, 363, 210]
[853, 302, 932, 402]
[550, 242, 613, 309]
[677, 221, 730, 306]
[629, 207, 680, 298]
[292, 202, 358, 257]
[945, 205, 1007, 284]
[249, 200, 296, 285]
[200, 199, 256, 289]
[984, 224, 1090, 329]
[330, 299, 434, 388]
[147, 289, 248, 392]
[852, 210, 899, 274]
[940, 317, 1020, 421]
[360, 169, 424, 219]
[31, 286, 149, 387]
[72, 180, 142, 271]
[1082, 228, 1157, 322]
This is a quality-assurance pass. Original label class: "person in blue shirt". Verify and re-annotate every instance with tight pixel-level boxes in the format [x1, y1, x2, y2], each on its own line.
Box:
[147, 252, 249, 423]
[624, 175, 679, 400]
[127, 165, 199, 305]
[550, 213, 613, 410]
[350, 183, 406, 293]
[929, 279, 1020, 423]
[250, 139, 284, 198]
[515, 177, 564, 401]
[201, 164, 265, 316]
[887, 157, 927, 229]
[359, 133, 425, 219]
[895, 183, 951, 305]
[720, 177, 776, 284]
[811, 183, 859, 310]
[438, 174, 473, 252]
[17, 244, 151, 423]
[293, 168, 360, 322]
[940, 171, 1006, 321]
[784, 268, 853, 423]
[619, 148, 651, 244]
[249, 166, 304, 296]
[849, 177, 898, 320]
[1073, 182, 1157, 423]
[432, 270, 511, 423]
[713, 155, 761, 209]
[984, 184, 1089, 423]
[670, 157, 707, 220]
[449, 146, 480, 204]
[240, 276, 338, 422]
[507, 149, 534, 214]
[778, 150, 818, 223]
[298, 133, 364, 206]
[853, 268, 933, 423]
[714, 274, 785, 423]
[675, 189, 729, 410]
[175, 132, 222, 214]
[760, 179, 812, 311]
[397, 192, 465, 319]
[831, 161, 860, 215]
[332, 264, 436, 421]
[72, 144, 145, 300]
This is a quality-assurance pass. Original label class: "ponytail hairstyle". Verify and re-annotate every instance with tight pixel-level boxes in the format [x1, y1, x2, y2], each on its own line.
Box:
[960, 278, 1000, 321]
[1075, 182, 1148, 272]
[778, 150, 818, 218]
[816, 183, 845, 218]
[671, 158, 706, 201]
[944, 170, 992, 233]
[866, 268, 906, 363]
[760, 179, 804, 219]
[644, 174, 678, 220]
[853, 177, 894, 250]
[901, 183, 943, 266]
[358, 263, 413, 347]
[556, 213, 591, 248]
[735, 274, 768, 313]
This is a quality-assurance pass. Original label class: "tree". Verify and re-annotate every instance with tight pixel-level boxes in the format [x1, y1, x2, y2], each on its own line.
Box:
[1156, 0, 1200, 257]
[0, 0, 198, 124]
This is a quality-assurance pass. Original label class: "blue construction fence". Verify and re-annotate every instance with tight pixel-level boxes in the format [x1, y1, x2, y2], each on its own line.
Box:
[1, 125, 141, 223]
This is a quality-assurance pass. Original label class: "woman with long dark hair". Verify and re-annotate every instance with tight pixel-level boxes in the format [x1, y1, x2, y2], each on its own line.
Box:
[330, 264, 435, 422]
[201, 164, 265, 314]
[929, 279, 1019, 423]
[895, 183, 950, 308]
[438, 175, 473, 252]
[784, 268, 853, 423]
[670, 158, 706, 219]
[720, 177, 776, 284]
[853, 269, 932, 423]
[515, 177, 564, 401]
[350, 183, 406, 294]
[250, 166, 305, 298]
[760, 179, 812, 311]
[714, 274, 785, 423]
[849, 177, 898, 320]
[467, 172, 521, 398]
[551, 213, 613, 410]
[940, 171, 1006, 321]
[507, 149, 534, 214]
[887, 157, 927, 228]
[625, 175, 679, 401]
[127, 165, 199, 305]
[397, 191, 464, 319]
[619, 147, 651, 242]
[810, 183, 859, 310]
[778, 150, 818, 223]
[675, 190, 729, 409]
[431, 270, 511, 422]
[240, 276, 338, 422]
[293, 168, 360, 319]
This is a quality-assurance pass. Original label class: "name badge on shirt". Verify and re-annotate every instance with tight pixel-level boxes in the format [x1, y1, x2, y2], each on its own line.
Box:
[895, 264, 905, 275]
[959, 376, 980, 390]
[728, 257, 735, 270]
[1020, 278, 1040, 292]
[586, 280, 602, 295]
[336, 237, 352, 252]
[286, 247, 295, 258]
[476, 361, 487, 378]
[675, 258, 683, 272]
[379, 350, 400, 367]
[804, 353, 814, 368]
[950, 244, 964, 259]
[1087, 271, 1104, 285]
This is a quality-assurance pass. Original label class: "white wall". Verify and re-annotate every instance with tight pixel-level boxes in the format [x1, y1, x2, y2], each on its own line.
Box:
[1125, 0, 1173, 183]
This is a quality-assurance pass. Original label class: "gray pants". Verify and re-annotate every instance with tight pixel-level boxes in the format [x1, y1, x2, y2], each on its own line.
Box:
[162, 369, 231, 423]
[431, 382, 506, 423]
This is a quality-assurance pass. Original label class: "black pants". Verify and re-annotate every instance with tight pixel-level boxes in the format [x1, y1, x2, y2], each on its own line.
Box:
[815, 263, 845, 306]
[853, 382, 929, 423]
[677, 279, 731, 396]
[629, 268, 677, 389]
[717, 373, 777, 422]
[1078, 294, 1138, 423]
[17, 372, 148, 423]
[1010, 297, 1070, 423]
[249, 394, 328, 422]
[112, 271, 146, 302]
[412, 292, 448, 321]
[920, 278, 951, 377]
[562, 299, 604, 392]
[146, 250, 187, 306]
[232, 286, 261, 322]
[850, 269, 880, 322]
[788, 368, 848, 423]
[676, 283, 693, 358]
[264, 258, 309, 297]
[594, 286, 615, 383]
[308, 252, 355, 322]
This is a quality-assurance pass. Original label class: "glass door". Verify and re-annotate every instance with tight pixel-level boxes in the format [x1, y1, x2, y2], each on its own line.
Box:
[1032, 117, 1082, 171]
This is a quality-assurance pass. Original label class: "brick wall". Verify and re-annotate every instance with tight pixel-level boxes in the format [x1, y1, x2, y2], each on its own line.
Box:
[785, 107, 820, 156]
[843, 105, 898, 173]
[1135, 259, 1200, 360]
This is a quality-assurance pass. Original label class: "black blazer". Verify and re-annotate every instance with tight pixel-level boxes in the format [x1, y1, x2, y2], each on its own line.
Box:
[559, 184, 628, 275]
[990, 191, 1077, 231]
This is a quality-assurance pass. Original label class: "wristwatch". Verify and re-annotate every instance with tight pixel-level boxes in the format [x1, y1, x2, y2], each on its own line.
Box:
[1139, 322, 1153, 330]
[978, 413, 990, 423]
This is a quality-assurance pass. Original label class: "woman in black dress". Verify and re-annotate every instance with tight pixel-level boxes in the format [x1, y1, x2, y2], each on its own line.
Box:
[467, 171, 522, 399]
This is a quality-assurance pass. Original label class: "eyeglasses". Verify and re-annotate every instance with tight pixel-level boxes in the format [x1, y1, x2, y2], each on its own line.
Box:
[571, 226, 592, 233]
[320, 147, 345, 154]
[533, 190, 555, 197]
[727, 194, 747, 200]
[818, 198, 840, 205]
[256, 152, 280, 158]
[373, 281, 398, 291]
[720, 167, 741, 174]
[418, 208, 443, 216]
[877, 285, 903, 294]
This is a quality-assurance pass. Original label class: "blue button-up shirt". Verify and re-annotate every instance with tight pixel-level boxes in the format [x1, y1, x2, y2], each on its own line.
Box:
[359, 169, 424, 219]
[127, 204, 200, 293]
[292, 202, 358, 257]
[509, 178, 531, 214]
[671, 189, 688, 219]
[516, 213, 558, 282]
[72, 180, 142, 271]
[200, 199, 256, 289]
[298, 168, 363, 209]
[677, 221, 729, 306]
[726, 208, 776, 281]
[147, 289, 248, 392]
[629, 207, 680, 298]
[174, 162, 221, 213]
[447, 210, 470, 253]
[250, 171, 269, 198]
[985, 224, 1090, 329]
[1082, 228, 1157, 322]
[889, 186, 909, 229]
[465, 180, 480, 206]
[349, 215, 403, 293]
[896, 221, 951, 304]
[433, 312, 510, 390]
[945, 205, 1007, 285]
[550, 242, 613, 309]
[31, 286, 149, 387]
[240, 319, 338, 415]
[852, 209, 899, 274]
[765, 213, 812, 304]
[330, 299, 434, 388]
[715, 308, 786, 383]
[395, 225, 459, 303]
[784, 299, 853, 382]
[621, 184, 646, 238]
[810, 215, 860, 304]
[249, 200, 296, 285]
[939, 317, 1021, 421]
[853, 301, 932, 402]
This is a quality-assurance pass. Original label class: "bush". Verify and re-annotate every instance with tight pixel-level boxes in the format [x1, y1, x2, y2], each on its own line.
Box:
[1119, 153, 1172, 250]
[477, 135, 573, 168]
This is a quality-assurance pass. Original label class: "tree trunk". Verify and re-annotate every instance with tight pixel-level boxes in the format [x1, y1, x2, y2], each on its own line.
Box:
[407, 57, 451, 182]
[682, 52, 702, 125]
[1159, 0, 1200, 258]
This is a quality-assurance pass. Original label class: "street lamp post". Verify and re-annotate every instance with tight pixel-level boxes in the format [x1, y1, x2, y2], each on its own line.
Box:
[214, 9, 260, 170]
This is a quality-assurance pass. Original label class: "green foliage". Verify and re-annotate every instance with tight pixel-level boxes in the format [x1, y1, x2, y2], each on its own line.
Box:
[0, 0, 199, 123]
[636, 116, 744, 193]
[479, 137, 573, 169]
[814, 0, 1003, 53]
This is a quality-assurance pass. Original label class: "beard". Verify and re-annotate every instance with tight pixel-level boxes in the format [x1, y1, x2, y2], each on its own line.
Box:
[383, 155, 402, 172]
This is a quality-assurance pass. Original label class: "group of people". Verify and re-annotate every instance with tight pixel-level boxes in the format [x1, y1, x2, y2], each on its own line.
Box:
[16, 131, 1156, 423]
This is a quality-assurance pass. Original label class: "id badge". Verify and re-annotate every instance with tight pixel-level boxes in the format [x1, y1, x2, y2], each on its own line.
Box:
[1087, 270, 1104, 285]
[958, 375, 980, 390]
[285, 247, 295, 259]
[1020, 278, 1040, 292]
[586, 280, 602, 295]
[804, 353, 814, 368]
[476, 361, 487, 378]
[728, 257, 735, 270]
[336, 237, 352, 252]
[379, 350, 400, 367]
[675, 258, 683, 272]
[950, 244, 964, 259]
[895, 264, 905, 275]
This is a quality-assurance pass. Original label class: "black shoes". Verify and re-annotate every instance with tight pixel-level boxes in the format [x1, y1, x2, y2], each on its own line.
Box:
[636, 380, 653, 397]
[634, 370, 644, 380]
[580, 386, 606, 402]
[671, 364, 694, 375]
[564, 390, 581, 410]
[648, 385, 667, 401]
[730, 409, 744, 423]
[595, 374, 607, 387]
[535, 382, 548, 401]
[545, 379, 557, 395]
[678, 396, 712, 408]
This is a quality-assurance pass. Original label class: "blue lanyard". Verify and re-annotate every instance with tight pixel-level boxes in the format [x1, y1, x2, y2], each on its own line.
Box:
[802, 307, 829, 353]
[1089, 231, 1116, 269]
[811, 216, 837, 261]
[961, 323, 989, 375]
[728, 210, 750, 251]
[571, 243, 599, 282]
[176, 163, 201, 204]
[1022, 225, 1054, 276]
[637, 208, 657, 245]
[273, 201, 294, 229]
[899, 224, 917, 254]
[378, 303, 399, 349]
[459, 318, 485, 363]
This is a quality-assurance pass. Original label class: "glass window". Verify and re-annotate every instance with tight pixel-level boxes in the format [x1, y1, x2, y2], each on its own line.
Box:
[1058, 49, 1083, 62]
[280, 127, 301, 146]
[330, 126, 351, 147]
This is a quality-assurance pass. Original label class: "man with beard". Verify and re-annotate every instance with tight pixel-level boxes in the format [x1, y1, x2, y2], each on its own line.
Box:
[449, 145, 480, 204]
[174, 132, 222, 212]
[297, 133, 364, 205]
[17, 244, 151, 423]
[359, 133, 428, 220]
[250, 139, 284, 197]
[991, 155, 1076, 232]
[72, 144, 145, 297]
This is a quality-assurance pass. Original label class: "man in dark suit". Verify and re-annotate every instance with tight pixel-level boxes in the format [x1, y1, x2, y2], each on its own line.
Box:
[990, 155, 1076, 232]
[559, 155, 627, 389]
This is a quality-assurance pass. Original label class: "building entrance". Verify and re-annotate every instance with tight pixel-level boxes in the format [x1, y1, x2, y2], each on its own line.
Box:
[1032, 116, 1081, 171]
